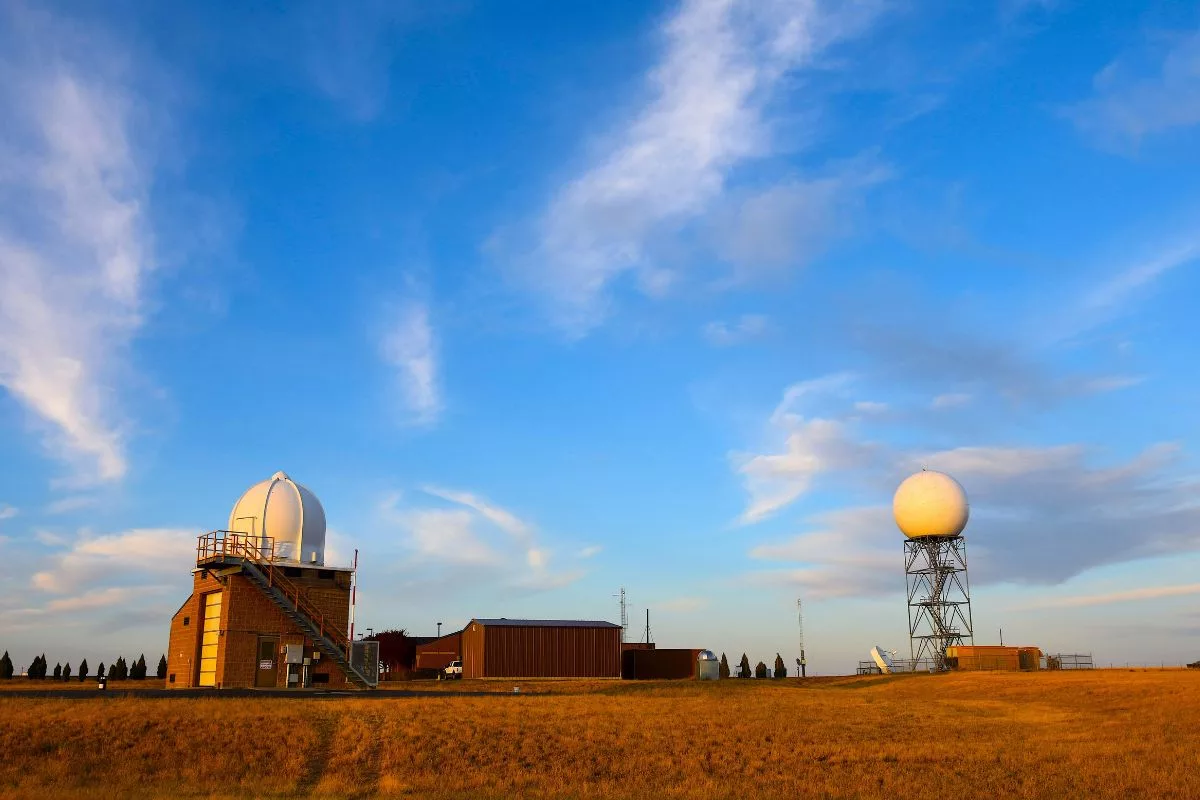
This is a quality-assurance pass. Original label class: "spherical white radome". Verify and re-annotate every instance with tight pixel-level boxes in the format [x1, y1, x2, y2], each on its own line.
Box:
[228, 471, 327, 564]
[892, 469, 969, 539]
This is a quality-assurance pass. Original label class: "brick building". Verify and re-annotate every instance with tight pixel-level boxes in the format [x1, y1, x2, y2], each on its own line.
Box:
[165, 472, 373, 690]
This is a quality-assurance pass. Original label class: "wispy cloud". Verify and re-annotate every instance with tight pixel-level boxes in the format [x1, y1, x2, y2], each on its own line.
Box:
[516, 0, 884, 333]
[0, 5, 159, 483]
[703, 314, 770, 346]
[380, 299, 441, 426]
[733, 374, 875, 524]
[746, 430, 1200, 597]
[657, 596, 710, 613]
[578, 545, 603, 559]
[1064, 29, 1200, 151]
[30, 528, 196, 594]
[381, 487, 583, 592]
[420, 486, 530, 539]
[931, 392, 971, 409]
[1018, 583, 1200, 610]
[0, 505, 17, 521]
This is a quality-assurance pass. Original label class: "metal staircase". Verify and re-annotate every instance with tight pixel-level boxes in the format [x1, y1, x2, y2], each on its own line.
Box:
[197, 531, 374, 690]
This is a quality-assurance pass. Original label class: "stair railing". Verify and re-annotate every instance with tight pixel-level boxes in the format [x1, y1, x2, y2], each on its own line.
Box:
[195, 531, 350, 658]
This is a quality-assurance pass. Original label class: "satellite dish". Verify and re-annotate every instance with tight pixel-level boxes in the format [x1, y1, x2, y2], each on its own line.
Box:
[870, 645, 894, 674]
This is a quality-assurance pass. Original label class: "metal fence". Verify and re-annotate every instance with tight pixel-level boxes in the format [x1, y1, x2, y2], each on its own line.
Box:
[1045, 653, 1094, 670]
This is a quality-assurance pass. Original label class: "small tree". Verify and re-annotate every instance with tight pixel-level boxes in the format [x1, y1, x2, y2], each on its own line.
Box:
[157, 655, 167, 679]
[96, 662, 105, 682]
[754, 660, 768, 679]
[739, 653, 751, 679]
[719, 652, 730, 679]
[117, 656, 129, 680]
[0, 651, 13, 679]
[78, 658, 89, 682]
[30, 655, 47, 679]
[132, 654, 147, 680]
[53, 663, 62, 680]
[63, 662, 72, 681]
[774, 653, 786, 679]
[108, 661, 119, 680]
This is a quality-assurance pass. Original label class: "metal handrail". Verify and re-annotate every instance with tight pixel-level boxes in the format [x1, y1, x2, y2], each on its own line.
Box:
[195, 531, 349, 655]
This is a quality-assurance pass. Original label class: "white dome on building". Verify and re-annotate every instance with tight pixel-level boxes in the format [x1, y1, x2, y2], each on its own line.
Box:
[893, 469, 969, 539]
[228, 471, 326, 565]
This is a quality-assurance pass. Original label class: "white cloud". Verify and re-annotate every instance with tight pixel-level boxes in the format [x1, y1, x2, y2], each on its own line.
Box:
[30, 528, 196, 594]
[703, 314, 769, 346]
[1018, 583, 1200, 610]
[0, 504, 17, 520]
[747, 439, 1200, 597]
[657, 596, 710, 613]
[931, 393, 971, 409]
[519, 0, 883, 332]
[396, 507, 503, 566]
[1065, 29, 1200, 150]
[853, 401, 888, 415]
[710, 166, 890, 279]
[382, 488, 584, 592]
[380, 299, 441, 426]
[578, 545, 603, 559]
[734, 375, 874, 524]
[44, 494, 100, 515]
[0, 7, 157, 483]
[421, 485, 533, 542]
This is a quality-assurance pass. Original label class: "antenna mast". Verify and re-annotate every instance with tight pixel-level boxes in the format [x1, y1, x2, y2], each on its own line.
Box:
[643, 608, 652, 644]
[613, 587, 628, 643]
[797, 598, 807, 678]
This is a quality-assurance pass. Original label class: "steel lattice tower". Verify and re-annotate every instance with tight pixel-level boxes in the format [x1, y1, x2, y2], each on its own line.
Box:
[905, 535, 973, 670]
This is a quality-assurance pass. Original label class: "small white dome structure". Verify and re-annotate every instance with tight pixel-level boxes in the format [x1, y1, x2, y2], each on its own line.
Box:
[228, 471, 326, 564]
[893, 469, 969, 539]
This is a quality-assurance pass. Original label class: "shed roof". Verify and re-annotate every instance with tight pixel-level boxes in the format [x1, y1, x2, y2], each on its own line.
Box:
[472, 618, 621, 629]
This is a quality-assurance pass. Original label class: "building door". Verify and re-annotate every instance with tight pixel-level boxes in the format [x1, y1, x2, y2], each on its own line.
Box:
[198, 591, 222, 687]
[256, 637, 279, 688]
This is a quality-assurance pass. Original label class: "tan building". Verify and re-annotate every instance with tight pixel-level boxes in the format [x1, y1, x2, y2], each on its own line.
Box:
[166, 472, 375, 690]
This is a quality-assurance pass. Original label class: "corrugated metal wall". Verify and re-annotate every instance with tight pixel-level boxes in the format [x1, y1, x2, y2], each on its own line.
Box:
[414, 632, 462, 671]
[622, 648, 700, 680]
[461, 622, 621, 678]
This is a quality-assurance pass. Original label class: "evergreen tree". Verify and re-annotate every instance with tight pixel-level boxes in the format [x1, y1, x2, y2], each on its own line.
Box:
[96, 662, 105, 682]
[739, 653, 751, 679]
[53, 663, 62, 680]
[157, 654, 167, 679]
[63, 662, 72, 680]
[118, 656, 129, 680]
[132, 654, 147, 680]
[0, 651, 12, 679]
[108, 661, 119, 680]
[754, 660, 768, 679]
[718, 652, 730, 680]
[30, 654, 47, 679]
[774, 653, 786, 679]
[78, 658, 89, 682]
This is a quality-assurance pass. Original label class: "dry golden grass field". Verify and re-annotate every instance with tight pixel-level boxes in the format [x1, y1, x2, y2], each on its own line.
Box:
[2, 670, 1198, 799]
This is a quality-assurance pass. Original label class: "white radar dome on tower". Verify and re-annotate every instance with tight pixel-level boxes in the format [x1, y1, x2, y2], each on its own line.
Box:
[892, 469, 969, 539]
[228, 471, 327, 564]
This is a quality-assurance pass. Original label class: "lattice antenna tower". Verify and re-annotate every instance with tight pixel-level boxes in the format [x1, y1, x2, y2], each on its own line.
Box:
[894, 470, 975, 671]
[613, 587, 628, 643]
[797, 598, 807, 678]
[642, 608, 652, 644]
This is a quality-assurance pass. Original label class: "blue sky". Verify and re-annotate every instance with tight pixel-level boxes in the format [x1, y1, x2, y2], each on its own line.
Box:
[2, 0, 1200, 675]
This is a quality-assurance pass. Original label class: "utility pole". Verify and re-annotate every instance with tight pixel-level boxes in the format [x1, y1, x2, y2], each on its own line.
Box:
[797, 598, 807, 678]
[438, 621, 443, 639]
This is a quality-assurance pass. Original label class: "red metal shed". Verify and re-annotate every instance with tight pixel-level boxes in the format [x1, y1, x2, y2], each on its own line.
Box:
[460, 618, 622, 679]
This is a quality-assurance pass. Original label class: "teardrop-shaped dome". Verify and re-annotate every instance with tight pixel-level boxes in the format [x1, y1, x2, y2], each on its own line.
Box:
[228, 471, 326, 564]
